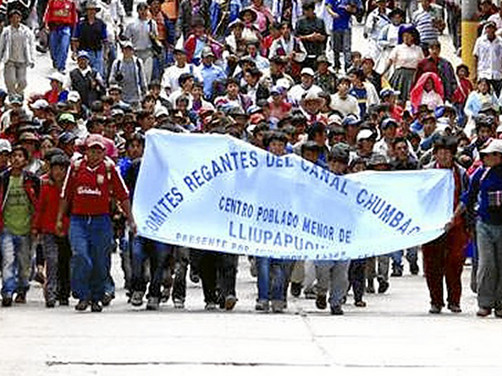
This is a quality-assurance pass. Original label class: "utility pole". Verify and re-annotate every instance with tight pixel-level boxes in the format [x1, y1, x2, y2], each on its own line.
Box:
[461, 0, 478, 78]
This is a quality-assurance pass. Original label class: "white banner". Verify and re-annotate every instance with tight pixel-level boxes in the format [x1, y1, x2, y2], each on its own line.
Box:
[133, 130, 454, 260]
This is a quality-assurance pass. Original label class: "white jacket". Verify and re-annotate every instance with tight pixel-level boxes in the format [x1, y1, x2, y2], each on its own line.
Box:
[0, 24, 35, 66]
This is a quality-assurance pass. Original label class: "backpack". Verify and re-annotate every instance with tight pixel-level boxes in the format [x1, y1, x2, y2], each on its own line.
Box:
[116, 58, 144, 89]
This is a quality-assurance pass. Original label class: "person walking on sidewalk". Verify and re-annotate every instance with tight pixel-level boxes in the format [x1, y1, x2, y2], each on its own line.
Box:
[0, 146, 40, 307]
[57, 134, 136, 313]
[32, 153, 72, 308]
[43, 0, 78, 73]
[0, 9, 35, 95]
[462, 139, 502, 318]
[423, 136, 469, 314]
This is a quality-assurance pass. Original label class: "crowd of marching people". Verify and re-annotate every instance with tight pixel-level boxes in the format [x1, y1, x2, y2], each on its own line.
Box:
[0, 0, 501, 317]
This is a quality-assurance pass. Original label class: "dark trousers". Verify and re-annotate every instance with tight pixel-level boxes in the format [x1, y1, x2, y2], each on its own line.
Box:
[43, 234, 71, 302]
[422, 225, 467, 307]
[171, 247, 189, 302]
[131, 236, 172, 298]
[199, 251, 238, 304]
[349, 259, 366, 302]
[488, 79, 502, 98]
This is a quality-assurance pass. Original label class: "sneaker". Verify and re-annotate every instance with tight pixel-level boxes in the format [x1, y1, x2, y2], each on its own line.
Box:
[101, 293, 114, 307]
[494, 308, 502, 318]
[410, 262, 419, 275]
[255, 299, 270, 312]
[366, 279, 375, 294]
[429, 305, 442, 314]
[205, 302, 217, 311]
[173, 299, 185, 309]
[46, 300, 56, 308]
[224, 295, 237, 311]
[91, 301, 103, 312]
[14, 292, 26, 304]
[477, 307, 492, 317]
[59, 298, 69, 306]
[330, 305, 344, 315]
[189, 268, 200, 284]
[160, 288, 170, 303]
[447, 304, 462, 313]
[146, 297, 160, 311]
[130, 291, 144, 307]
[33, 270, 45, 285]
[377, 279, 389, 294]
[290, 282, 302, 298]
[316, 295, 327, 310]
[2, 295, 12, 307]
[391, 269, 403, 277]
[304, 289, 317, 300]
[75, 300, 89, 311]
[249, 257, 257, 277]
[271, 300, 284, 313]
[354, 300, 367, 308]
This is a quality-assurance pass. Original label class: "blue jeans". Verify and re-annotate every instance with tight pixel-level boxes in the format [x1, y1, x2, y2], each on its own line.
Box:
[256, 257, 288, 302]
[331, 29, 352, 71]
[49, 26, 71, 71]
[131, 236, 172, 298]
[1, 230, 31, 297]
[69, 215, 113, 302]
[85, 49, 104, 78]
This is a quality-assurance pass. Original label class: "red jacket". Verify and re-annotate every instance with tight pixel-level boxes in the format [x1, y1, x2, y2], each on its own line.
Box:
[62, 158, 129, 216]
[33, 175, 69, 235]
[44, 0, 78, 28]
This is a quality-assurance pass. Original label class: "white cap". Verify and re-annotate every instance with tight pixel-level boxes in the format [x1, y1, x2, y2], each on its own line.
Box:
[48, 71, 66, 84]
[356, 129, 375, 142]
[31, 99, 49, 110]
[67, 91, 81, 102]
[0, 139, 12, 153]
[276, 78, 291, 90]
[302, 90, 320, 101]
[480, 139, 502, 154]
[300, 67, 315, 76]
[328, 113, 342, 125]
[154, 106, 169, 118]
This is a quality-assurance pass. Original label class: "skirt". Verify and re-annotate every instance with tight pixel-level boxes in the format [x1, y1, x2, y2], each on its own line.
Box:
[390, 67, 416, 103]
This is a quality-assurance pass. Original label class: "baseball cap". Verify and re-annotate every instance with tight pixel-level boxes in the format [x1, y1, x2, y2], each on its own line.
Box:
[59, 113, 76, 124]
[8, 94, 23, 105]
[19, 132, 39, 143]
[85, 134, 106, 149]
[300, 67, 315, 77]
[30, 99, 49, 110]
[48, 71, 65, 84]
[67, 91, 81, 102]
[0, 139, 12, 153]
[480, 139, 502, 154]
[58, 131, 78, 145]
[201, 47, 215, 58]
[381, 118, 398, 130]
[77, 51, 90, 60]
[368, 153, 390, 167]
[356, 129, 375, 142]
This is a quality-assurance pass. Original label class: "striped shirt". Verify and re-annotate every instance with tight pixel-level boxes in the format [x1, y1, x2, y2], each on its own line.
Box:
[412, 9, 438, 45]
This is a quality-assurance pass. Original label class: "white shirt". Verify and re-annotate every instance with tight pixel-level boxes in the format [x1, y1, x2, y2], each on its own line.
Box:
[329, 93, 360, 117]
[287, 84, 323, 107]
[161, 63, 202, 93]
[473, 35, 502, 80]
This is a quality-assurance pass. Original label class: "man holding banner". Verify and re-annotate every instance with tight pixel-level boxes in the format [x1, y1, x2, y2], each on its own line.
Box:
[422, 136, 469, 315]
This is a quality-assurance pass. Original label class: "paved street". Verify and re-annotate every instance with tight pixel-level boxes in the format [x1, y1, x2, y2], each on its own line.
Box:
[1, 254, 502, 375]
[1, 22, 500, 376]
